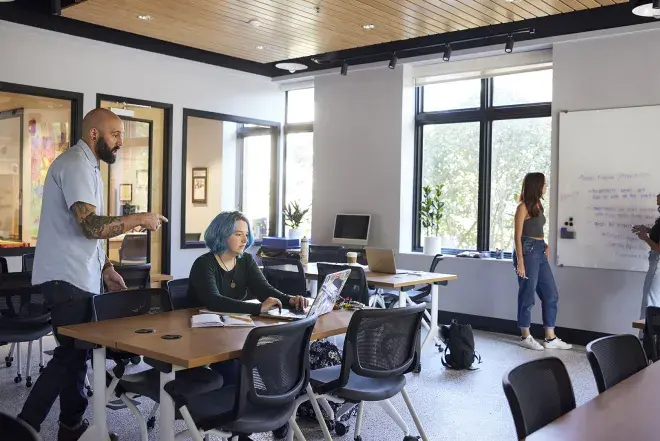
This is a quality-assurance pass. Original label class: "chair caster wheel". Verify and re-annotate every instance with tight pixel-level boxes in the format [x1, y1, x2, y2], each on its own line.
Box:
[355, 436, 363, 441]
[437, 344, 444, 353]
[335, 422, 349, 436]
[325, 420, 335, 432]
[14, 375, 22, 383]
[130, 356, 141, 365]
[86, 387, 94, 397]
[147, 416, 156, 430]
[39, 364, 45, 373]
[5, 362, 11, 367]
[26, 377, 32, 387]
[109, 432, 119, 441]
[403, 436, 420, 441]
[272, 422, 289, 439]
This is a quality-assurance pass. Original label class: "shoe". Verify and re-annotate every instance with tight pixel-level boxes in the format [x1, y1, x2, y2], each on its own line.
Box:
[58, 419, 89, 441]
[543, 337, 573, 350]
[519, 335, 544, 351]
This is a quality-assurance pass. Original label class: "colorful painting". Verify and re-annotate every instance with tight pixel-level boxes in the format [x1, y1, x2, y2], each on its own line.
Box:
[29, 119, 70, 240]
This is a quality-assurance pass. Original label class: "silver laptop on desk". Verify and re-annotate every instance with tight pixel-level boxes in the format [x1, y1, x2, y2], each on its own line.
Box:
[262, 269, 351, 321]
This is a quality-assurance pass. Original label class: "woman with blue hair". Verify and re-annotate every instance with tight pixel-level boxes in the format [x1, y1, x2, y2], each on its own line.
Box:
[187, 210, 307, 314]
[187, 210, 307, 441]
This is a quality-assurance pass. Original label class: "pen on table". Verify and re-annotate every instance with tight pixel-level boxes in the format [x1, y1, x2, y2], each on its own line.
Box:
[227, 314, 252, 323]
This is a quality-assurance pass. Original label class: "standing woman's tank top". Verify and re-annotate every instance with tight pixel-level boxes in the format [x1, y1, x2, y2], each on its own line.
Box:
[522, 212, 546, 238]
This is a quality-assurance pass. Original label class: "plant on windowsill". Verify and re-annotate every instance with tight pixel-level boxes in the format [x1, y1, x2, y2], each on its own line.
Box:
[283, 201, 310, 239]
[420, 183, 445, 256]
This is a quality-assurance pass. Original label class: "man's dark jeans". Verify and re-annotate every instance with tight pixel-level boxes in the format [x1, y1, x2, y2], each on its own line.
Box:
[18, 280, 94, 431]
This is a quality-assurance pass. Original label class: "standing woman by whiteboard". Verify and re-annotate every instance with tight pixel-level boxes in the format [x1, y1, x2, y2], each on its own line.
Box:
[513, 172, 572, 351]
[633, 194, 660, 320]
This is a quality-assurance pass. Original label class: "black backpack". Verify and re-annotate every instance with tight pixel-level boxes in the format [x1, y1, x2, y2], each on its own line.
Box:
[440, 319, 481, 370]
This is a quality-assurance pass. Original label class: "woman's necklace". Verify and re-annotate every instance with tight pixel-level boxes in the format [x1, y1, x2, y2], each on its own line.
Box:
[215, 255, 237, 288]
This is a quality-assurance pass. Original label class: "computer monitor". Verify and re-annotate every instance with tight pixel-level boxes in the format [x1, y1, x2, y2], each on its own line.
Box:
[332, 214, 371, 246]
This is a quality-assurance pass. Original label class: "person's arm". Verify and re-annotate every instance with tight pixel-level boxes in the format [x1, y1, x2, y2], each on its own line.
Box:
[245, 255, 293, 305]
[639, 233, 660, 252]
[70, 202, 148, 239]
[190, 258, 261, 315]
[514, 203, 527, 259]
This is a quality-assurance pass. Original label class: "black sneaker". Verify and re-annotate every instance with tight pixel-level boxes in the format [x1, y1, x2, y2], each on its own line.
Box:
[57, 419, 89, 441]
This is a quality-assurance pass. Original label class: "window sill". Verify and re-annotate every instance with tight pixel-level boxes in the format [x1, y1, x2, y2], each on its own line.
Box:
[400, 251, 513, 263]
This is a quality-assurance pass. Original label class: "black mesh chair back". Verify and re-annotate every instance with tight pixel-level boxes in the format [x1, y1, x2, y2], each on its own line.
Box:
[0, 411, 42, 441]
[112, 263, 151, 290]
[167, 278, 192, 310]
[0, 272, 49, 327]
[309, 245, 343, 263]
[586, 334, 648, 394]
[0, 257, 7, 274]
[316, 263, 369, 304]
[408, 254, 444, 302]
[235, 315, 316, 417]
[93, 288, 172, 322]
[502, 357, 576, 439]
[334, 304, 424, 386]
[22, 253, 35, 272]
[119, 233, 148, 263]
[644, 306, 660, 362]
[338, 248, 368, 265]
[261, 257, 307, 297]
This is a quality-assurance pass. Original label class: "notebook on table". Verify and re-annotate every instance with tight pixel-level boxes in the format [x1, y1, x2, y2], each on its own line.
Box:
[191, 313, 255, 328]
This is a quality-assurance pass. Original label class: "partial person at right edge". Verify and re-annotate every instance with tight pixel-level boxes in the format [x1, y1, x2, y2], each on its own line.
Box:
[632, 193, 660, 328]
[513, 172, 572, 351]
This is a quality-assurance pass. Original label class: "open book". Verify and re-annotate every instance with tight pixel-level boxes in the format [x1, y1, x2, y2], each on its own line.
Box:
[191, 312, 255, 328]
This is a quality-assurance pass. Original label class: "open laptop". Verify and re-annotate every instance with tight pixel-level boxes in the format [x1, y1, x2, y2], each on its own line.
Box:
[364, 247, 403, 274]
[263, 269, 351, 321]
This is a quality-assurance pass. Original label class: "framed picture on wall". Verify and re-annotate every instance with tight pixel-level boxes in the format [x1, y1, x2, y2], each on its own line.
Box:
[119, 183, 133, 202]
[192, 167, 207, 204]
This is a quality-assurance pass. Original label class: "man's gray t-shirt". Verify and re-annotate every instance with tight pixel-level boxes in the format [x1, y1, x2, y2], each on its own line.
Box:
[32, 140, 105, 294]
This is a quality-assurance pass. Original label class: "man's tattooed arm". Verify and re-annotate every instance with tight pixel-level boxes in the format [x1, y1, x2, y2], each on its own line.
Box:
[70, 202, 144, 239]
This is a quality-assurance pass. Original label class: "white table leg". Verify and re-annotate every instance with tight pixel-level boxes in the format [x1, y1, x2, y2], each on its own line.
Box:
[421, 284, 439, 352]
[399, 289, 406, 308]
[160, 370, 176, 441]
[79, 347, 108, 441]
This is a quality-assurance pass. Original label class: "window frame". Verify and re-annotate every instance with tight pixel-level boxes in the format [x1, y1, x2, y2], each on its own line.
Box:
[282, 89, 314, 236]
[412, 73, 552, 254]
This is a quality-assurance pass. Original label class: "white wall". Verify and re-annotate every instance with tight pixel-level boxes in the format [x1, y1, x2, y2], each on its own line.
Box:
[0, 20, 284, 277]
[312, 28, 660, 335]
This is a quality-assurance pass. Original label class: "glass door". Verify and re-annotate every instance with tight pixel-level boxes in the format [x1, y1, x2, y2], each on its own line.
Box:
[0, 110, 23, 246]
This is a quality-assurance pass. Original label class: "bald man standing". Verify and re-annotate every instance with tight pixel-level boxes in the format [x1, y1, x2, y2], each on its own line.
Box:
[18, 108, 167, 440]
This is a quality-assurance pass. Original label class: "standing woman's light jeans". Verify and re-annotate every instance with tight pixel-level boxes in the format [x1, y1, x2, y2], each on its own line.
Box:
[641, 251, 660, 319]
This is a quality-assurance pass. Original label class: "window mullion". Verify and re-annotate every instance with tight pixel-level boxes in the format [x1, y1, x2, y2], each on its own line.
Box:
[477, 78, 492, 251]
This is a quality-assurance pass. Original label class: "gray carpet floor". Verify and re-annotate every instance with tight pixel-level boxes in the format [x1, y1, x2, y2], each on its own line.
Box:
[0, 330, 598, 441]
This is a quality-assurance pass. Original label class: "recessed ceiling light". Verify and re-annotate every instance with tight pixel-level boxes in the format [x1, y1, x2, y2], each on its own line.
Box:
[248, 19, 262, 28]
[275, 62, 308, 74]
[256, 45, 265, 50]
[362, 24, 375, 30]
[137, 14, 152, 20]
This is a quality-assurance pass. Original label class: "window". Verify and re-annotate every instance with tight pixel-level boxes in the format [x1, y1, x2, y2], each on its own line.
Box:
[0, 87, 80, 256]
[414, 69, 552, 253]
[284, 88, 314, 239]
[241, 133, 273, 240]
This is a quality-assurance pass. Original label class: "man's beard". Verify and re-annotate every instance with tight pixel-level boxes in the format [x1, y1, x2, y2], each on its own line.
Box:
[96, 137, 118, 164]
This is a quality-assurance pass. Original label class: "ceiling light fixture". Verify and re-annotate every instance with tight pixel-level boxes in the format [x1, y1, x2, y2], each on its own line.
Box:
[256, 45, 265, 50]
[505, 35, 514, 53]
[137, 14, 152, 20]
[362, 24, 376, 30]
[274, 62, 308, 73]
[341, 61, 348, 76]
[388, 53, 397, 69]
[632, 0, 660, 18]
[443, 44, 452, 61]
[248, 19, 262, 28]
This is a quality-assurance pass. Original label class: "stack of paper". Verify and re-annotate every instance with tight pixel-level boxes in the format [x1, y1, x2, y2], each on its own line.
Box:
[191, 312, 255, 328]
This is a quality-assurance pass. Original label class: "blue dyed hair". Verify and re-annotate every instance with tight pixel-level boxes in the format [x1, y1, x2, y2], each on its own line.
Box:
[204, 211, 254, 255]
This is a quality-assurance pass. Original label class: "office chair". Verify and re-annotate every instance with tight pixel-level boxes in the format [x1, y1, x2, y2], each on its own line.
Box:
[302, 304, 429, 441]
[404, 254, 446, 304]
[0, 411, 42, 441]
[643, 306, 660, 362]
[22, 253, 35, 272]
[586, 334, 648, 394]
[166, 278, 192, 310]
[93, 288, 222, 439]
[316, 263, 369, 305]
[502, 357, 576, 440]
[262, 257, 308, 297]
[118, 233, 148, 264]
[0, 257, 7, 274]
[164, 316, 317, 441]
[309, 245, 343, 263]
[0, 272, 50, 387]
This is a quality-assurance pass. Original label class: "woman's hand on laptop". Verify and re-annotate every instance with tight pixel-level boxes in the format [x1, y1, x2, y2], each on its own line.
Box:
[261, 297, 283, 313]
[289, 296, 309, 311]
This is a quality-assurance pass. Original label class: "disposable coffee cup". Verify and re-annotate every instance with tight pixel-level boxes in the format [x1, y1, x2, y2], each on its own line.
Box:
[346, 252, 358, 265]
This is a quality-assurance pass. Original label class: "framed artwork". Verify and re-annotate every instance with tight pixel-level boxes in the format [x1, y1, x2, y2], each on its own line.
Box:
[119, 183, 133, 202]
[192, 167, 207, 204]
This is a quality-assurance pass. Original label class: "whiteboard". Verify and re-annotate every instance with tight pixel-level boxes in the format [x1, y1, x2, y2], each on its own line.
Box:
[557, 106, 660, 272]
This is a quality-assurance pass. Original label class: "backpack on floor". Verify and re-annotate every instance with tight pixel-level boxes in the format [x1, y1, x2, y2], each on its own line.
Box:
[440, 319, 482, 370]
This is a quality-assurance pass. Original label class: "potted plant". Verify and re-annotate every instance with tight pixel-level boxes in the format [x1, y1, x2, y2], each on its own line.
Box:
[420, 184, 445, 255]
[283, 201, 310, 239]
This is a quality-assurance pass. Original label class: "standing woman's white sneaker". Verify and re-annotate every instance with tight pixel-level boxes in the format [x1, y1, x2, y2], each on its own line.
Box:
[543, 337, 572, 350]
[519, 335, 544, 351]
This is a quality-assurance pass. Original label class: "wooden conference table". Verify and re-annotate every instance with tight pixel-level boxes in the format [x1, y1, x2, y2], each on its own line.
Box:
[59, 308, 355, 441]
[633, 319, 645, 330]
[303, 262, 458, 353]
[526, 360, 660, 441]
